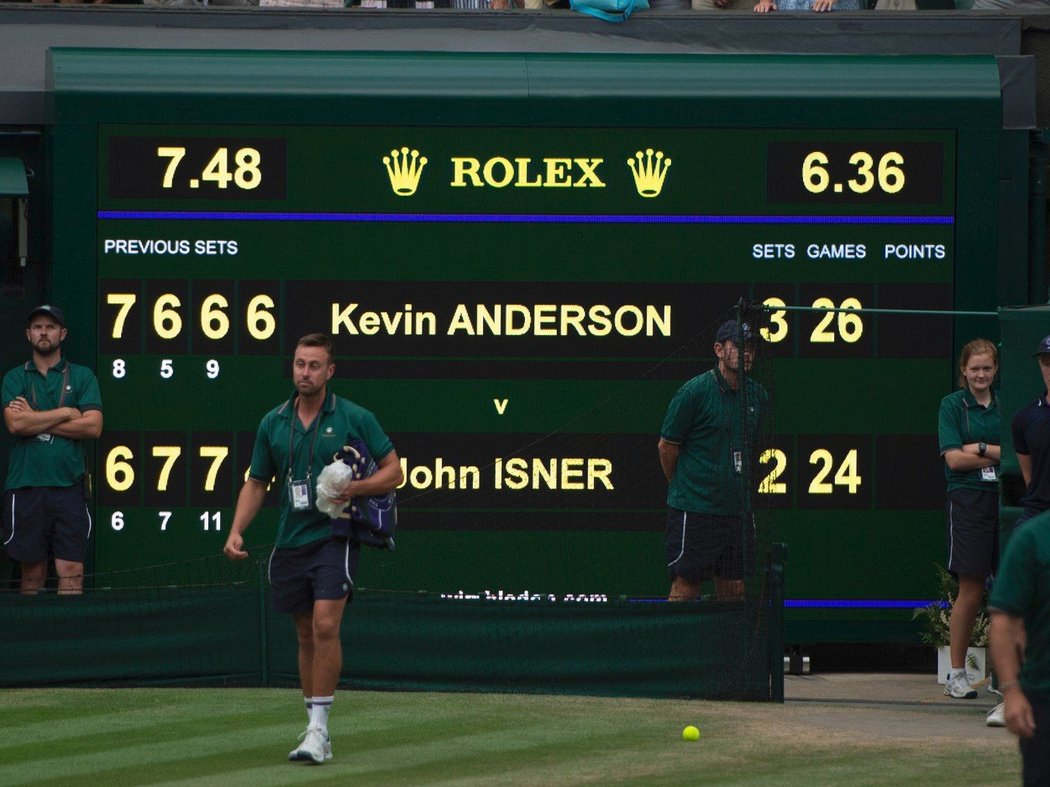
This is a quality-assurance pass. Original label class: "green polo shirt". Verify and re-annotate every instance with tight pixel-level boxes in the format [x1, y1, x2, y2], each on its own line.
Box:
[660, 367, 767, 516]
[937, 388, 1000, 491]
[2, 358, 103, 490]
[249, 390, 395, 549]
[989, 511, 1050, 700]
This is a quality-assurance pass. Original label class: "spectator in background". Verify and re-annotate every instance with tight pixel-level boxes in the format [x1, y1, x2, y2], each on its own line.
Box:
[989, 508, 1050, 784]
[754, 0, 866, 10]
[659, 319, 767, 602]
[937, 338, 1001, 700]
[1010, 334, 1050, 527]
[692, 0, 762, 10]
[1, 305, 103, 595]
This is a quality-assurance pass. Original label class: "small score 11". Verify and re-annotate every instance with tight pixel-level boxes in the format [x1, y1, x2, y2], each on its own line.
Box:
[110, 510, 224, 532]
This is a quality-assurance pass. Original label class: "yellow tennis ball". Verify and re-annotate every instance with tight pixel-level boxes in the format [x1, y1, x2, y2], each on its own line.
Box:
[682, 725, 700, 741]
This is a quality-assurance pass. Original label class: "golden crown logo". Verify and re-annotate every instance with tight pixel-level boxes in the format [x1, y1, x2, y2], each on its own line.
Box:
[627, 148, 671, 198]
[383, 147, 428, 197]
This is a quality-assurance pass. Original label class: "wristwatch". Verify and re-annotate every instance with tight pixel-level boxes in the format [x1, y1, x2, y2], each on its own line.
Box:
[978, 442, 987, 457]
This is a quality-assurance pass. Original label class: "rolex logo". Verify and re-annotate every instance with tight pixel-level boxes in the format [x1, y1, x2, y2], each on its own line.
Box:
[628, 148, 671, 198]
[383, 147, 428, 197]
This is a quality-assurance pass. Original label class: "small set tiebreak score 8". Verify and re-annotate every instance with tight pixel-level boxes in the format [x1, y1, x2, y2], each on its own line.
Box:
[49, 51, 1013, 632]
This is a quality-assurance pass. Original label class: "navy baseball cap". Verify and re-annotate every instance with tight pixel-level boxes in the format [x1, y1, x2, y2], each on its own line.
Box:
[1034, 335, 1050, 356]
[28, 304, 65, 327]
[715, 319, 753, 345]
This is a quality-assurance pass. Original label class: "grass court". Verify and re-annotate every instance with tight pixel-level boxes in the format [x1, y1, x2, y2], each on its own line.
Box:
[0, 685, 1021, 786]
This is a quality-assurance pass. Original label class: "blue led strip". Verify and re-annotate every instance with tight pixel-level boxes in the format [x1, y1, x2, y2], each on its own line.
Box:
[784, 599, 946, 609]
[97, 210, 955, 226]
[626, 598, 945, 607]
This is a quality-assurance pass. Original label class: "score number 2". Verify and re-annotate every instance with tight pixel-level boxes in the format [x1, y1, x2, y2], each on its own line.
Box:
[758, 448, 861, 496]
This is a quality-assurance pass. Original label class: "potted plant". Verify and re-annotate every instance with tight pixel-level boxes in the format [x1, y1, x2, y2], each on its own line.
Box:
[912, 564, 989, 684]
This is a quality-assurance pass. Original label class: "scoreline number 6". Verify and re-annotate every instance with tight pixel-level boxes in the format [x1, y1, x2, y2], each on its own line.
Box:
[105, 292, 277, 341]
[105, 444, 230, 492]
[761, 297, 864, 344]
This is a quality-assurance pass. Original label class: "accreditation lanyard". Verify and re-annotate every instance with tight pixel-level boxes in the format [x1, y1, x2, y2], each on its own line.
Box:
[286, 397, 325, 510]
[26, 363, 70, 409]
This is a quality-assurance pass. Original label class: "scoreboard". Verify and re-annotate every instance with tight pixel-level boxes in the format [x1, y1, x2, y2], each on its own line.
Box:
[48, 50, 1021, 639]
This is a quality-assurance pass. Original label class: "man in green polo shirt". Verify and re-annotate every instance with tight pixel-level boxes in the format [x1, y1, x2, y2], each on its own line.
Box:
[989, 508, 1050, 784]
[1, 304, 103, 595]
[658, 318, 767, 602]
[223, 332, 402, 765]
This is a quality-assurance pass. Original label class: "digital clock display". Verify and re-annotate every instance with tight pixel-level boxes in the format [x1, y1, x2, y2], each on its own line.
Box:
[107, 137, 287, 200]
[767, 141, 946, 204]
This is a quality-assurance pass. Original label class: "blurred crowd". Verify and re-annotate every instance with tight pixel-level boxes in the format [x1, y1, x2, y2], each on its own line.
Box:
[10, 0, 1047, 11]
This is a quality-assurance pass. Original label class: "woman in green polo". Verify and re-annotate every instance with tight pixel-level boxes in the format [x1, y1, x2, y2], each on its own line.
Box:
[937, 338, 1001, 701]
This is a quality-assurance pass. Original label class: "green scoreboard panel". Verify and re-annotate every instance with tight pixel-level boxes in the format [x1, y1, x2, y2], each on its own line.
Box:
[49, 50, 1016, 640]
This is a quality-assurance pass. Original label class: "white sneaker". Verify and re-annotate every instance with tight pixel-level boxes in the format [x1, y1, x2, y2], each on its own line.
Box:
[986, 702, 1006, 727]
[289, 727, 332, 763]
[944, 672, 978, 699]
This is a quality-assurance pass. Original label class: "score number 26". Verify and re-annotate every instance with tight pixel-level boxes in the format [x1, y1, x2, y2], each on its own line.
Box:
[760, 297, 863, 344]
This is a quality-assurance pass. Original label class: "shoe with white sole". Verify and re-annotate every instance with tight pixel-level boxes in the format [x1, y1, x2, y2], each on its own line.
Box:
[289, 727, 332, 763]
[944, 672, 978, 699]
[986, 701, 1006, 727]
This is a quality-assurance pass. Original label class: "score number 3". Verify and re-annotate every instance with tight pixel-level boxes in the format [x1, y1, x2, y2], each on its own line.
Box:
[761, 297, 863, 344]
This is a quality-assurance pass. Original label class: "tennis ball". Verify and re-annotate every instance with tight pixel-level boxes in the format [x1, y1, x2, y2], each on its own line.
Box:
[682, 725, 700, 741]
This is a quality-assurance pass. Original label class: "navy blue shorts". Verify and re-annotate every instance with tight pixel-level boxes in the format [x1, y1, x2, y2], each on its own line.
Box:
[1, 485, 92, 564]
[1020, 693, 1050, 786]
[268, 536, 359, 615]
[665, 508, 754, 583]
[946, 487, 998, 578]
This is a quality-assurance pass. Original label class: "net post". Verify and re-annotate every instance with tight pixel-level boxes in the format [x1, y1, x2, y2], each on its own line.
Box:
[768, 542, 787, 702]
[256, 557, 270, 686]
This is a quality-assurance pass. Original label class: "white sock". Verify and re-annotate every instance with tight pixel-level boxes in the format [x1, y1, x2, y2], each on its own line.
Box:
[309, 695, 333, 736]
[949, 668, 965, 680]
[303, 696, 312, 723]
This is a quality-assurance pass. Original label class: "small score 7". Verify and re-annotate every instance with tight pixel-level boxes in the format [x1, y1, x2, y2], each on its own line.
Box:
[760, 297, 864, 344]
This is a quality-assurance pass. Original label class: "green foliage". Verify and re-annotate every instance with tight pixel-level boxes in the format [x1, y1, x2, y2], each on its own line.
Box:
[912, 564, 989, 647]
